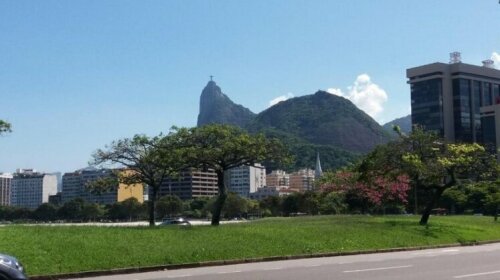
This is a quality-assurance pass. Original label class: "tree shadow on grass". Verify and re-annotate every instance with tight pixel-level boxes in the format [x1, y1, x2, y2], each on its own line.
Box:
[414, 226, 440, 239]
[383, 219, 417, 227]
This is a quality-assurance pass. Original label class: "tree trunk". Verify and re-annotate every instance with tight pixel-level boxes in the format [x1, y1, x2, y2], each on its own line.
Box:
[414, 184, 418, 214]
[211, 170, 227, 226]
[148, 187, 157, 227]
[419, 187, 445, 225]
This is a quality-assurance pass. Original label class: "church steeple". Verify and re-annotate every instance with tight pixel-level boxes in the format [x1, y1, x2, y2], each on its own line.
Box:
[315, 152, 323, 178]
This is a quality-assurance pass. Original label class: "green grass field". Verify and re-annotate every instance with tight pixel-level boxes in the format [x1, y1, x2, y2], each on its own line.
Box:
[1, 215, 500, 276]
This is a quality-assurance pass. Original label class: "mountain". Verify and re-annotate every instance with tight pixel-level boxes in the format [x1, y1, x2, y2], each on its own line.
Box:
[255, 127, 361, 171]
[247, 91, 391, 153]
[197, 80, 256, 128]
[383, 114, 412, 135]
[196, 82, 392, 170]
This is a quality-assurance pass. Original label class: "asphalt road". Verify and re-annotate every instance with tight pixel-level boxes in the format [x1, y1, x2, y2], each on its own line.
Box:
[73, 243, 500, 280]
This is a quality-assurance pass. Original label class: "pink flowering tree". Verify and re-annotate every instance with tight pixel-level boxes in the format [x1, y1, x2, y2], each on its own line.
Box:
[318, 171, 410, 214]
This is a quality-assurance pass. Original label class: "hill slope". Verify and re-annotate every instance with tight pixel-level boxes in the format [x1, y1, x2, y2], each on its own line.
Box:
[383, 114, 412, 135]
[247, 91, 391, 153]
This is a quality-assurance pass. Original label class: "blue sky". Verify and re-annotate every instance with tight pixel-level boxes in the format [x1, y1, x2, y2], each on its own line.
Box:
[1, 0, 499, 173]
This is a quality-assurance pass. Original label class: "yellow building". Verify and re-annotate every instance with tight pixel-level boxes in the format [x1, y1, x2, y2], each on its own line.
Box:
[117, 169, 144, 203]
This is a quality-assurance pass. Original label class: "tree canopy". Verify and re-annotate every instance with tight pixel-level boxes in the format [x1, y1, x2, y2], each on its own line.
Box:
[174, 124, 291, 225]
[318, 170, 410, 214]
[0, 120, 11, 135]
[92, 133, 185, 226]
[358, 126, 499, 225]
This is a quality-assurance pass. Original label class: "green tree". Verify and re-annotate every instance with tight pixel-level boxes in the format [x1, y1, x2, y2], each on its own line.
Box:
[464, 181, 500, 218]
[259, 196, 282, 216]
[189, 197, 209, 212]
[0, 120, 11, 135]
[185, 197, 210, 218]
[32, 203, 58, 221]
[359, 127, 499, 225]
[282, 193, 301, 216]
[107, 203, 126, 221]
[10, 208, 32, 220]
[247, 199, 260, 216]
[85, 175, 118, 195]
[156, 195, 183, 218]
[0, 206, 11, 220]
[58, 198, 85, 221]
[486, 192, 500, 221]
[121, 197, 144, 221]
[175, 124, 290, 225]
[464, 183, 490, 213]
[222, 193, 248, 219]
[299, 191, 320, 215]
[92, 134, 185, 226]
[81, 203, 104, 221]
[320, 191, 346, 214]
[440, 186, 467, 214]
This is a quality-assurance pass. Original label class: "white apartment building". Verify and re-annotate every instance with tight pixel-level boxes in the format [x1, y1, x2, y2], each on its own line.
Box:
[249, 186, 296, 200]
[227, 164, 266, 198]
[0, 173, 13, 206]
[249, 186, 279, 200]
[11, 169, 57, 209]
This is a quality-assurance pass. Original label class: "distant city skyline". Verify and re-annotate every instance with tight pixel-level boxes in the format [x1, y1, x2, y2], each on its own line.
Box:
[1, 0, 499, 173]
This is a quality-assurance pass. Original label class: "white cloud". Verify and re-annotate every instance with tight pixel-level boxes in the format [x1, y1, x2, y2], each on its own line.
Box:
[327, 74, 388, 121]
[326, 88, 343, 96]
[492, 52, 500, 69]
[269, 92, 294, 107]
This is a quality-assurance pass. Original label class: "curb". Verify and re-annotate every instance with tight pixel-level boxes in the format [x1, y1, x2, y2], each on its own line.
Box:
[30, 239, 500, 280]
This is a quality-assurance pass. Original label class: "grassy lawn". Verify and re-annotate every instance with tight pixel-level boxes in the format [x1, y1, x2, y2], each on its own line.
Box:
[1, 215, 500, 276]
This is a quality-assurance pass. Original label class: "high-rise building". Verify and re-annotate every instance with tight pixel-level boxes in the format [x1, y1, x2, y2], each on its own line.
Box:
[158, 168, 218, 200]
[480, 104, 500, 155]
[289, 169, 315, 192]
[266, 170, 289, 188]
[0, 173, 13, 206]
[407, 53, 500, 144]
[61, 168, 144, 205]
[226, 164, 266, 198]
[11, 169, 58, 209]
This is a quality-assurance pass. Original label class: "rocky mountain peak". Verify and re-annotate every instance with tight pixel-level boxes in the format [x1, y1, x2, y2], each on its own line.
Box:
[197, 80, 255, 128]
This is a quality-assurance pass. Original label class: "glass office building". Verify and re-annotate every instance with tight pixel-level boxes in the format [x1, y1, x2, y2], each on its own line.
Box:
[411, 78, 444, 136]
[407, 57, 500, 149]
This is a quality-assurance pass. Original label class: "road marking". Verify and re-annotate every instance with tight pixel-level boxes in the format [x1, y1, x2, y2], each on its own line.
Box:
[264, 267, 283, 271]
[411, 251, 436, 255]
[218, 270, 241, 274]
[343, 265, 413, 273]
[454, 270, 500, 278]
[306, 264, 322, 267]
[412, 249, 459, 256]
[167, 275, 192, 278]
[442, 249, 459, 252]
